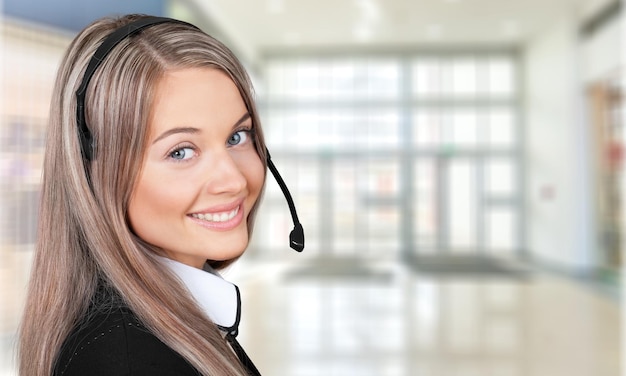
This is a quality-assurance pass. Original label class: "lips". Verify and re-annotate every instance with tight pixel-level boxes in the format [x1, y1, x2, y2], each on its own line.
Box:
[187, 199, 245, 230]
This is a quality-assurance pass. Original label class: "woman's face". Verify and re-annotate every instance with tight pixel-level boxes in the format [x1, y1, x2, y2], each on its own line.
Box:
[128, 67, 264, 268]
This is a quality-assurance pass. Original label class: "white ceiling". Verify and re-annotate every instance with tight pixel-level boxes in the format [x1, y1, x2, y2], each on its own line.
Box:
[185, 0, 610, 56]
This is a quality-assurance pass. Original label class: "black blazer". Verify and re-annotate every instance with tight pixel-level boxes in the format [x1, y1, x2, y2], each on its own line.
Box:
[53, 286, 201, 376]
[53, 285, 259, 376]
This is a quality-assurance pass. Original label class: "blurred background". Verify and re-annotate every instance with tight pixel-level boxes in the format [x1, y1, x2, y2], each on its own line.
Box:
[0, 0, 623, 375]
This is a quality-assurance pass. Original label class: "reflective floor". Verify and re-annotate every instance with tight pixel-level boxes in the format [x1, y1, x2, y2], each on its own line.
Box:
[0, 258, 621, 376]
[229, 261, 621, 376]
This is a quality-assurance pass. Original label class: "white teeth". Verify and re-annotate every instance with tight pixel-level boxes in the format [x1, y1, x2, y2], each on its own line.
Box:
[191, 206, 239, 222]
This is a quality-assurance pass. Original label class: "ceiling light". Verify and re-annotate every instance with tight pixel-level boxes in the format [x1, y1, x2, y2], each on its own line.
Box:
[502, 20, 520, 37]
[354, 0, 381, 22]
[353, 0, 379, 42]
[354, 24, 373, 42]
[268, 0, 284, 14]
[426, 24, 443, 39]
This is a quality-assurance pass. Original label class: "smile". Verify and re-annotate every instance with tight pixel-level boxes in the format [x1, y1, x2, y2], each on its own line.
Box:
[190, 206, 239, 223]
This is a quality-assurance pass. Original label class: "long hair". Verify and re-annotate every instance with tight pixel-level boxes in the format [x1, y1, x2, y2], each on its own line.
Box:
[18, 14, 267, 376]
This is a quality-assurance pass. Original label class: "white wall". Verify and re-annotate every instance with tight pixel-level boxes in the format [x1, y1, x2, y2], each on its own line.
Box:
[523, 13, 593, 272]
[523, 4, 623, 273]
[580, 12, 622, 83]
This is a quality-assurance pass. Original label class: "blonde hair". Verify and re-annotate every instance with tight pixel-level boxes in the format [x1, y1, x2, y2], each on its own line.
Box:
[18, 14, 266, 376]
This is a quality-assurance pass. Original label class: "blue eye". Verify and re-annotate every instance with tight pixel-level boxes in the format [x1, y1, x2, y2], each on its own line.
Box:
[169, 147, 195, 161]
[228, 130, 250, 146]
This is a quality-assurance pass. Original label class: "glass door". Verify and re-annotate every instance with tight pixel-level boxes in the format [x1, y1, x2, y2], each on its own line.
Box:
[258, 54, 521, 262]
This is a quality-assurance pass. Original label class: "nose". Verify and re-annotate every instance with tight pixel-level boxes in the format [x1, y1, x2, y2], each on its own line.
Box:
[205, 150, 247, 194]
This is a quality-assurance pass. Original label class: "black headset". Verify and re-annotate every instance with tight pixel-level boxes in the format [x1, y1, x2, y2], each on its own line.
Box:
[76, 16, 304, 252]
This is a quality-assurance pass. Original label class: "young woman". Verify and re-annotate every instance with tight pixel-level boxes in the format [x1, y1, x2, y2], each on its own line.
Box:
[18, 14, 303, 376]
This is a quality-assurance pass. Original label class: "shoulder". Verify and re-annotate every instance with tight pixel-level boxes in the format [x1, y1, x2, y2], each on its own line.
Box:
[54, 290, 200, 376]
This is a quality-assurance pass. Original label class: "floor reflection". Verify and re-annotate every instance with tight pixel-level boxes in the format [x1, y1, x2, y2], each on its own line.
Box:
[231, 262, 620, 376]
[0, 258, 619, 376]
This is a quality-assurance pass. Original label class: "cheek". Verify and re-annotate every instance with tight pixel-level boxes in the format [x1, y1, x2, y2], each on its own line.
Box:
[239, 151, 265, 199]
[128, 170, 181, 232]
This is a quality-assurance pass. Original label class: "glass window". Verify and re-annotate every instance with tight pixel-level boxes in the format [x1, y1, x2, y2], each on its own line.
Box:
[488, 57, 515, 96]
[487, 208, 517, 254]
[366, 208, 401, 252]
[327, 60, 356, 99]
[360, 159, 400, 196]
[414, 159, 439, 251]
[333, 161, 357, 254]
[488, 108, 515, 147]
[414, 110, 442, 147]
[451, 58, 478, 97]
[413, 59, 441, 97]
[266, 108, 400, 151]
[359, 159, 401, 256]
[486, 159, 516, 196]
[364, 59, 400, 99]
[451, 109, 478, 147]
[263, 53, 518, 259]
[267, 59, 399, 100]
[448, 159, 477, 250]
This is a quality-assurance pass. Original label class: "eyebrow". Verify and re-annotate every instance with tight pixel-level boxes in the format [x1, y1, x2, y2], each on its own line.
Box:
[152, 112, 251, 144]
[233, 112, 252, 129]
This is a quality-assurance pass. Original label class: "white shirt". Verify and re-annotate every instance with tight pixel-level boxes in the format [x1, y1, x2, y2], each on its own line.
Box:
[159, 257, 241, 334]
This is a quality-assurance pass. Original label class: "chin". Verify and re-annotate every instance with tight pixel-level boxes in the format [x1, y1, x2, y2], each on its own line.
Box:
[206, 241, 249, 262]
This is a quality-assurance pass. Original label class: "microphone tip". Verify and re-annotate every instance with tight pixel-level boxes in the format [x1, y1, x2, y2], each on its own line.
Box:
[289, 223, 305, 252]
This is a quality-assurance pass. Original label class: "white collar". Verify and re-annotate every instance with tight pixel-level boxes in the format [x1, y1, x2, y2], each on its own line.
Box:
[159, 257, 241, 333]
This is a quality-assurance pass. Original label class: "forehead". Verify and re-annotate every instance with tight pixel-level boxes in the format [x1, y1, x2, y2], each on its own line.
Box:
[153, 67, 241, 104]
[148, 67, 248, 136]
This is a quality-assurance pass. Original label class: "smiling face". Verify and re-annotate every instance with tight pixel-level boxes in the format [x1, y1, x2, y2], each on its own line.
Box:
[128, 67, 264, 268]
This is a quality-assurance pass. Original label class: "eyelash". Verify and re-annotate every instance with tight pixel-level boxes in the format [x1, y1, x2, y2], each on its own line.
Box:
[167, 143, 197, 163]
[229, 127, 255, 147]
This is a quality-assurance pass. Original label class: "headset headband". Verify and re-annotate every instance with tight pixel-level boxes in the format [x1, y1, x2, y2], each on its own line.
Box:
[76, 16, 196, 161]
[75, 16, 304, 252]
